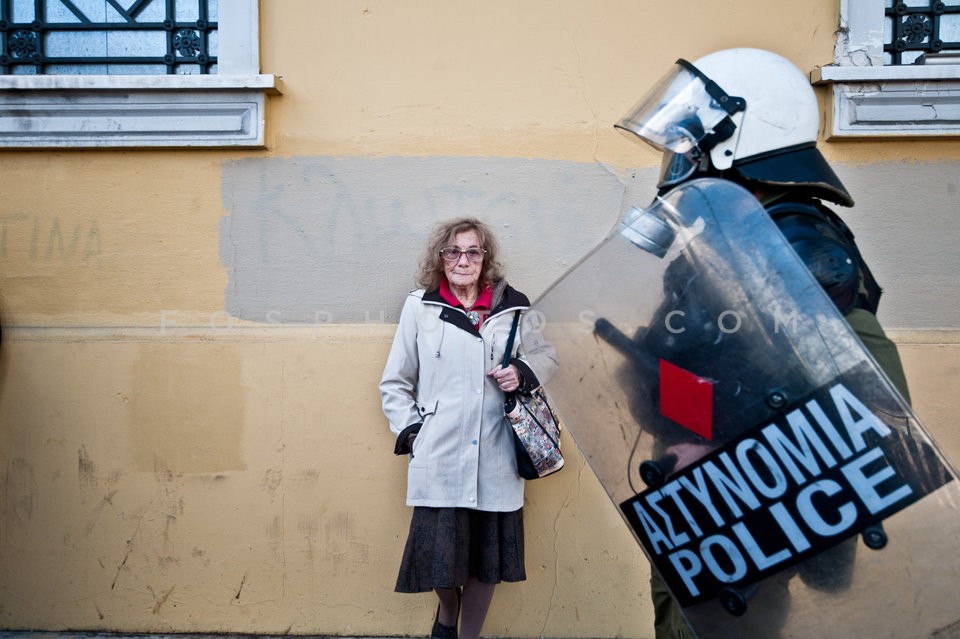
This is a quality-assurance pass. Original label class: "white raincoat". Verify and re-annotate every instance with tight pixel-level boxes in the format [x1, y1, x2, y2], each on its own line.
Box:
[380, 284, 557, 511]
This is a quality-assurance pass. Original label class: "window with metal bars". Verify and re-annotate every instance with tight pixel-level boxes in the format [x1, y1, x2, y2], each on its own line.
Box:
[0, 0, 277, 148]
[885, 0, 960, 65]
[812, 0, 960, 136]
[0, 0, 217, 75]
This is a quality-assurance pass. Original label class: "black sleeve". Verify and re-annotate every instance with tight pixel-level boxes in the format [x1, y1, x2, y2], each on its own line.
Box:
[393, 423, 423, 455]
[510, 357, 540, 394]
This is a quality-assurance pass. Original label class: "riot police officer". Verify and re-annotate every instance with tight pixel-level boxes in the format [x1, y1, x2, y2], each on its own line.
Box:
[611, 48, 912, 638]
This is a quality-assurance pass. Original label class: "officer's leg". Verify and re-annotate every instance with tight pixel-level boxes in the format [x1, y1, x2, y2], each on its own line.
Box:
[845, 308, 911, 402]
[650, 569, 694, 639]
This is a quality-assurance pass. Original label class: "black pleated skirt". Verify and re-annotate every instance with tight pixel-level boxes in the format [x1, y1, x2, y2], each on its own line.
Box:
[395, 506, 526, 592]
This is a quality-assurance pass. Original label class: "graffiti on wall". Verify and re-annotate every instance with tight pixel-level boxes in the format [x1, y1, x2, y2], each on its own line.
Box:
[0, 214, 101, 262]
[219, 156, 639, 324]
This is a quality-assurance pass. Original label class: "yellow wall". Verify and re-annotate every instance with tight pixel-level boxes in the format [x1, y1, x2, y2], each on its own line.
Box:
[2, 1, 959, 637]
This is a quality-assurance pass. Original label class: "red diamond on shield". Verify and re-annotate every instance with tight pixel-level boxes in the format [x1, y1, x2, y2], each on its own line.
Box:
[659, 359, 714, 441]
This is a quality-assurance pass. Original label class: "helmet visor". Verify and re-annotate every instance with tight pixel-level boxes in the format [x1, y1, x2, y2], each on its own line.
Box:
[615, 60, 734, 155]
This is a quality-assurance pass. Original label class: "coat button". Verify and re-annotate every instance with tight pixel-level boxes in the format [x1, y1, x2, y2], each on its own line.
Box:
[472, 439, 478, 445]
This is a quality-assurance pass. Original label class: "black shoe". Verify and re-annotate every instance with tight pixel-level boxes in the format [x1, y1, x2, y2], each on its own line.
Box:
[431, 587, 461, 639]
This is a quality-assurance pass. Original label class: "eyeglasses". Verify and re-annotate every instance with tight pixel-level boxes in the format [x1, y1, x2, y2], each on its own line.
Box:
[439, 247, 487, 262]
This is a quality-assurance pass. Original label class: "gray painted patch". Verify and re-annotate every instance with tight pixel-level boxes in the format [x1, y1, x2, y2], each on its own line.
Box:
[832, 163, 960, 329]
[219, 156, 635, 323]
[219, 156, 959, 330]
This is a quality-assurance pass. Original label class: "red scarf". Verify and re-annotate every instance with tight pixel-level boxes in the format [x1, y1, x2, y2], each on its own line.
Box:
[439, 278, 493, 328]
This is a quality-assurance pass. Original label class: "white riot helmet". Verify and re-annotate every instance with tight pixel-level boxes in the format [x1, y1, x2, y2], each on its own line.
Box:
[616, 48, 853, 206]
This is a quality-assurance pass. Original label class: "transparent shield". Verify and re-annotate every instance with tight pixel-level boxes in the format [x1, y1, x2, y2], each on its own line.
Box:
[526, 178, 960, 638]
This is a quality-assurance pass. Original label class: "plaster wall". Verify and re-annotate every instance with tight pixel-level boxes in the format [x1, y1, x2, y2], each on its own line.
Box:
[1, 1, 959, 637]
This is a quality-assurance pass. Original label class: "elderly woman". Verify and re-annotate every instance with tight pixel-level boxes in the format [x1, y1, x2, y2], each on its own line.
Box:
[380, 217, 556, 639]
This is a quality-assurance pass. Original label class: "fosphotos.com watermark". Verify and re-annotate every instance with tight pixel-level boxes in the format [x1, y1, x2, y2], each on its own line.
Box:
[575, 308, 806, 336]
[158, 309, 396, 335]
[158, 306, 808, 338]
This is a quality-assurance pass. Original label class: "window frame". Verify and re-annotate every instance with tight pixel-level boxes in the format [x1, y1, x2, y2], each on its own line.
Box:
[0, 0, 281, 148]
[812, 0, 960, 138]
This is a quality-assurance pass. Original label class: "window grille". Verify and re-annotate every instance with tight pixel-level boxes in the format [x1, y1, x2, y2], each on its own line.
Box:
[0, 0, 217, 75]
[885, 0, 960, 64]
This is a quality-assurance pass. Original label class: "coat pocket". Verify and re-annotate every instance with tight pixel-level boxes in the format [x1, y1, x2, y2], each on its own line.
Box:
[416, 398, 439, 419]
[408, 399, 439, 459]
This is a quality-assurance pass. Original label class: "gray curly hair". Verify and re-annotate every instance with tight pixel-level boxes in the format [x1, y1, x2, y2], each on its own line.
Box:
[417, 217, 505, 291]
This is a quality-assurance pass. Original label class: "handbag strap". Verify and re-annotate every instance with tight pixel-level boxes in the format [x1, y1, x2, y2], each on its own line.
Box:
[501, 310, 522, 369]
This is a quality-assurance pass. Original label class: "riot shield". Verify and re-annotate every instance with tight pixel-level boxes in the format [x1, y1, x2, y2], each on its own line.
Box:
[526, 178, 959, 638]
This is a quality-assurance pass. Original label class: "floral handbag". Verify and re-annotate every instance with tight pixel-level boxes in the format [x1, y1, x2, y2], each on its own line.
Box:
[502, 311, 565, 480]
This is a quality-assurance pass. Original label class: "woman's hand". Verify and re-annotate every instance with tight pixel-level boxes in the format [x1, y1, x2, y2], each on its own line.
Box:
[488, 364, 521, 392]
